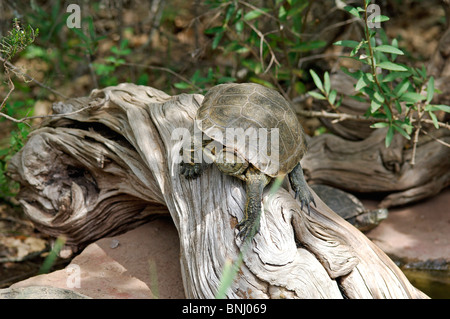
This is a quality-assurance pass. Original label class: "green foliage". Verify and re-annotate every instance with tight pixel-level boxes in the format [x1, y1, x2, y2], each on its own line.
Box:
[174, 67, 236, 93]
[38, 236, 66, 274]
[308, 2, 449, 147]
[0, 19, 39, 61]
[0, 20, 36, 202]
[198, 0, 321, 93]
[0, 120, 30, 200]
[93, 39, 132, 87]
[70, 17, 106, 57]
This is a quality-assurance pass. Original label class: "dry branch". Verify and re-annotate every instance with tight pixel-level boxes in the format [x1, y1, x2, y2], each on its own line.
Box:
[8, 83, 428, 298]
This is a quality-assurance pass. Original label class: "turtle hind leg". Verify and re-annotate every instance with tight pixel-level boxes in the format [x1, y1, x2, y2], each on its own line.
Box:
[288, 162, 316, 215]
[237, 167, 271, 243]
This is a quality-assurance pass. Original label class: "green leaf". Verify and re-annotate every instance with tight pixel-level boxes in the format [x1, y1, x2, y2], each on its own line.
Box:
[215, 254, 243, 299]
[426, 76, 434, 103]
[333, 40, 360, 48]
[370, 99, 383, 113]
[394, 78, 410, 97]
[348, 94, 367, 103]
[324, 72, 330, 95]
[425, 104, 450, 113]
[249, 77, 275, 88]
[370, 15, 390, 23]
[394, 100, 402, 113]
[393, 124, 411, 140]
[377, 61, 408, 71]
[383, 104, 393, 120]
[217, 76, 236, 84]
[244, 8, 268, 21]
[382, 71, 411, 82]
[355, 76, 367, 91]
[373, 45, 404, 55]
[291, 40, 327, 52]
[355, 73, 373, 91]
[235, 20, 244, 34]
[212, 31, 224, 49]
[204, 26, 225, 34]
[385, 125, 394, 147]
[225, 41, 249, 54]
[224, 3, 236, 24]
[294, 81, 306, 94]
[428, 111, 439, 129]
[309, 69, 324, 93]
[371, 122, 389, 128]
[308, 91, 326, 100]
[344, 6, 360, 18]
[373, 91, 384, 104]
[400, 92, 426, 103]
[174, 82, 191, 89]
[328, 89, 337, 105]
[278, 5, 287, 21]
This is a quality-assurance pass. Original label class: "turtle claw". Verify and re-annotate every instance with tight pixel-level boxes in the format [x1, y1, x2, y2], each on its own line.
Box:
[180, 162, 203, 179]
[289, 163, 316, 215]
[299, 190, 316, 215]
[237, 217, 260, 245]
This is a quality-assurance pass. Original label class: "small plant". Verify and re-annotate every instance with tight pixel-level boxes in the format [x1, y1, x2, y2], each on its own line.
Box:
[93, 39, 132, 87]
[0, 121, 30, 201]
[308, 1, 450, 156]
[0, 20, 38, 202]
[0, 19, 39, 61]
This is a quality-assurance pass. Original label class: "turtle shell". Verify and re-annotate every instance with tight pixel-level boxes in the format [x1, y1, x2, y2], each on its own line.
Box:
[196, 83, 306, 177]
[311, 184, 365, 220]
[311, 184, 388, 231]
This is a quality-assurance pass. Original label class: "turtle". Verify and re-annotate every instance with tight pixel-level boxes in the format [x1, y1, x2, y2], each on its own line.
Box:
[180, 83, 316, 243]
[310, 184, 388, 232]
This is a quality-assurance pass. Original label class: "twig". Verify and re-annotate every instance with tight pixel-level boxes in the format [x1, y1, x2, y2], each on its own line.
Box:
[297, 53, 342, 69]
[0, 104, 94, 126]
[363, 1, 394, 118]
[0, 68, 14, 112]
[243, 21, 281, 73]
[421, 129, 450, 147]
[410, 125, 421, 166]
[420, 118, 450, 130]
[121, 62, 203, 91]
[0, 57, 68, 99]
[295, 108, 450, 130]
[295, 108, 388, 123]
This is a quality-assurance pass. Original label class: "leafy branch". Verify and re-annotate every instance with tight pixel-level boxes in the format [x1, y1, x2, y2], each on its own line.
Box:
[307, 1, 449, 165]
[0, 19, 40, 118]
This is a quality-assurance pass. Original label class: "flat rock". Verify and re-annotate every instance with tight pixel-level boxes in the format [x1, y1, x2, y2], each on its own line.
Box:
[365, 188, 450, 264]
[10, 217, 184, 299]
[0, 286, 90, 299]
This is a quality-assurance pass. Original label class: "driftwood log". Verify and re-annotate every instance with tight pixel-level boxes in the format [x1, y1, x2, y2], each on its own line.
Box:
[8, 83, 428, 298]
[301, 127, 450, 208]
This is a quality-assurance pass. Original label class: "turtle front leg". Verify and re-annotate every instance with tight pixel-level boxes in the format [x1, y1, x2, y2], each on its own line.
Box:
[288, 162, 316, 215]
[180, 141, 210, 179]
[237, 167, 271, 243]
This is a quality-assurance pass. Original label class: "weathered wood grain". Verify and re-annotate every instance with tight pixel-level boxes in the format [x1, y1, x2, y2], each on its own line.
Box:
[8, 83, 428, 298]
